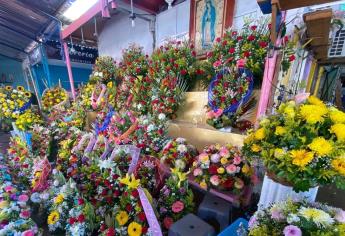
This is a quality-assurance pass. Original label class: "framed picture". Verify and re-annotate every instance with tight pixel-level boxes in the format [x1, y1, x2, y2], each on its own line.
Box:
[189, 0, 235, 56]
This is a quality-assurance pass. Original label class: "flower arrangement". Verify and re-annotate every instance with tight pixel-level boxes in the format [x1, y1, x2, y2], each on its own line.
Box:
[15, 109, 43, 131]
[78, 83, 96, 110]
[128, 75, 154, 116]
[248, 199, 345, 236]
[90, 56, 119, 84]
[157, 169, 194, 230]
[206, 67, 254, 129]
[0, 85, 31, 120]
[31, 125, 52, 158]
[108, 110, 137, 145]
[42, 86, 68, 111]
[191, 144, 254, 193]
[120, 44, 149, 77]
[243, 96, 345, 192]
[160, 137, 198, 172]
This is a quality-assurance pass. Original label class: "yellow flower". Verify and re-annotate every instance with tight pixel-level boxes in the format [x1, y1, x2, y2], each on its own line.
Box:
[16, 86, 24, 91]
[244, 133, 254, 144]
[284, 106, 295, 118]
[47, 211, 60, 225]
[199, 154, 209, 164]
[290, 149, 314, 167]
[0, 200, 8, 209]
[332, 156, 345, 176]
[274, 148, 285, 159]
[330, 123, 345, 142]
[242, 164, 250, 174]
[54, 194, 64, 205]
[308, 96, 325, 106]
[275, 126, 286, 136]
[128, 221, 142, 236]
[217, 167, 225, 174]
[120, 174, 140, 189]
[5, 86, 12, 91]
[24, 92, 31, 98]
[251, 144, 261, 152]
[254, 128, 265, 140]
[200, 181, 207, 189]
[300, 104, 328, 124]
[308, 137, 333, 156]
[34, 171, 42, 178]
[116, 211, 129, 226]
[330, 109, 345, 124]
[220, 157, 228, 165]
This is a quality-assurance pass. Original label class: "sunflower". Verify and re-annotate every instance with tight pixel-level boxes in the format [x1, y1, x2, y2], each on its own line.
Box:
[17, 86, 24, 91]
[47, 211, 60, 225]
[128, 221, 142, 236]
[5, 86, 12, 91]
[116, 211, 129, 226]
[24, 92, 31, 98]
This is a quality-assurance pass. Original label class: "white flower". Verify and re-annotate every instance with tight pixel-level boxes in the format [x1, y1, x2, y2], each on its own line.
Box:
[137, 103, 143, 110]
[99, 72, 103, 77]
[175, 159, 186, 170]
[287, 214, 300, 224]
[177, 144, 187, 153]
[98, 159, 115, 170]
[335, 210, 345, 223]
[41, 192, 50, 200]
[53, 180, 59, 187]
[142, 119, 149, 125]
[176, 137, 186, 143]
[158, 113, 166, 120]
[210, 154, 221, 163]
[147, 124, 155, 132]
[70, 182, 76, 189]
[52, 169, 58, 175]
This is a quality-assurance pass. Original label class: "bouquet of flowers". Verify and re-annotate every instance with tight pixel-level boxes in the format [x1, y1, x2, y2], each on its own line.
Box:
[15, 109, 43, 131]
[0, 184, 40, 236]
[78, 83, 96, 110]
[206, 67, 254, 129]
[160, 137, 198, 172]
[243, 96, 345, 192]
[0, 85, 31, 120]
[248, 199, 345, 236]
[151, 40, 197, 90]
[128, 75, 154, 116]
[107, 146, 139, 175]
[120, 44, 149, 77]
[108, 110, 138, 145]
[42, 86, 68, 111]
[191, 144, 254, 193]
[31, 125, 52, 158]
[90, 56, 119, 84]
[157, 169, 194, 230]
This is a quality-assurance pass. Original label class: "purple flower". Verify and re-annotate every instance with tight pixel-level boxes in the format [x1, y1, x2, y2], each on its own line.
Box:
[271, 208, 284, 220]
[163, 188, 170, 196]
[160, 207, 167, 214]
[248, 216, 257, 229]
[283, 225, 302, 236]
[179, 187, 186, 194]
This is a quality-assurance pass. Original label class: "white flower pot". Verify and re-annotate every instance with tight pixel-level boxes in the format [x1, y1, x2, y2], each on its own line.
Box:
[258, 174, 319, 209]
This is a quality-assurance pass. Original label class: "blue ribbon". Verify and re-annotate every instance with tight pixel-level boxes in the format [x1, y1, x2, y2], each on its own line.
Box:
[95, 107, 115, 135]
[208, 68, 254, 114]
[13, 99, 32, 113]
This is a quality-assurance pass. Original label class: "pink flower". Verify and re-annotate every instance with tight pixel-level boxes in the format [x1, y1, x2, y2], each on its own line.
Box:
[206, 111, 215, 119]
[210, 175, 220, 186]
[271, 208, 284, 220]
[172, 201, 184, 213]
[283, 225, 302, 236]
[20, 210, 30, 219]
[22, 230, 35, 236]
[4, 186, 14, 193]
[18, 194, 29, 202]
[236, 59, 246, 68]
[234, 179, 244, 189]
[213, 61, 222, 68]
[214, 109, 223, 118]
[335, 210, 345, 223]
[219, 147, 229, 157]
[233, 156, 242, 165]
[193, 168, 203, 176]
[226, 164, 237, 174]
[248, 216, 257, 229]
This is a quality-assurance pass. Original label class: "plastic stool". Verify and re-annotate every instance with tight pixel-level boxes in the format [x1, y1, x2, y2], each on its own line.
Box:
[197, 193, 232, 231]
[218, 218, 248, 236]
[168, 213, 216, 236]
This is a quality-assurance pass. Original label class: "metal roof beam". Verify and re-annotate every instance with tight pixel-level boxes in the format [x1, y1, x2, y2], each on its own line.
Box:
[0, 22, 38, 42]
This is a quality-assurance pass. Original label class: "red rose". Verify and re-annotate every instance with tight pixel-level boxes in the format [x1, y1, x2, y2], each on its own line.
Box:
[180, 69, 187, 76]
[243, 51, 250, 58]
[259, 41, 268, 48]
[100, 224, 106, 232]
[106, 227, 115, 236]
[207, 51, 213, 58]
[136, 67, 141, 73]
[232, 31, 238, 36]
[192, 51, 196, 57]
[222, 40, 228, 46]
[113, 190, 120, 197]
[247, 35, 255, 41]
[126, 204, 132, 212]
[222, 178, 234, 189]
[163, 217, 174, 229]
[284, 35, 289, 44]
[231, 98, 237, 105]
[289, 55, 296, 62]
[138, 212, 146, 222]
[209, 165, 218, 175]
[78, 198, 84, 205]
[190, 44, 195, 49]
[216, 37, 221, 43]
[220, 96, 226, 102]
[123, 192, 128, 197]
[250, 25, 257, 31]
[229, 48, 235, 54]
[142, 226, 148, 234]
[131, 189, 139, 198]
[78, 214, 85, 223]
[268, 23, 272, 29]
[69, 217, 76, 225]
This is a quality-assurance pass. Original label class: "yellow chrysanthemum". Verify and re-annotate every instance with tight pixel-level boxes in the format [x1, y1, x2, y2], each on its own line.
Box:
[242, 164, 250, 174]
[54, 194, 64, 205]
[220, 157, 228, 165]
[290, 149, 314, 167]
[251, 144, 261, 152]
[308, 137, 333, 156]
[274, 148, 285, 159]
[254, 128, 265, 140]
[298, 207, 333, 227]
[275, 126, 286, 136]
[47, 211, 60, 225]
[217, 167, 225, 174]
[308, 96, 325, 107]
[244, 133, 255, 144]
[330, 123, 345, 142]
[330, 109, 345, 124]
[284, 106, 295, 118]
[116, 211, 129, 226]
[300, 104, 328, 124]
[332, 157, 345, 176]
[128, 221, 143, 236]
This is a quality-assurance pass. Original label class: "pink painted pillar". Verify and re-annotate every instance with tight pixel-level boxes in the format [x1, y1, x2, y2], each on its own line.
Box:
[63, 42, 76, 100]
[101, 0, 110, 17]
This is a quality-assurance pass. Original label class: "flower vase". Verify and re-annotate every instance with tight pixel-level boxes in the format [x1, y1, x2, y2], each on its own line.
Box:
[258, 174, 319, 209]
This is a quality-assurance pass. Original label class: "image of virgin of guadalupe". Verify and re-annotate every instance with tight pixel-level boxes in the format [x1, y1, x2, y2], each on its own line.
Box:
[202, 0, 216, 49]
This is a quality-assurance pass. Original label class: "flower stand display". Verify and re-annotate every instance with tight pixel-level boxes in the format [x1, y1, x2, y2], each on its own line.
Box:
[168, 213, 215, 236]
[258, 175, 319, 209]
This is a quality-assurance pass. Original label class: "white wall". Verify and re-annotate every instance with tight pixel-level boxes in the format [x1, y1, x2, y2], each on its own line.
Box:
[98, 11, 154, 60]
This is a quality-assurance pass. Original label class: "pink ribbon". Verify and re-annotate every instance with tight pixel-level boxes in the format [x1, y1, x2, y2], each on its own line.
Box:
[138, 187, 163, 236]
[91, 84, 107, 110]
[83, 135, 97, 155]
